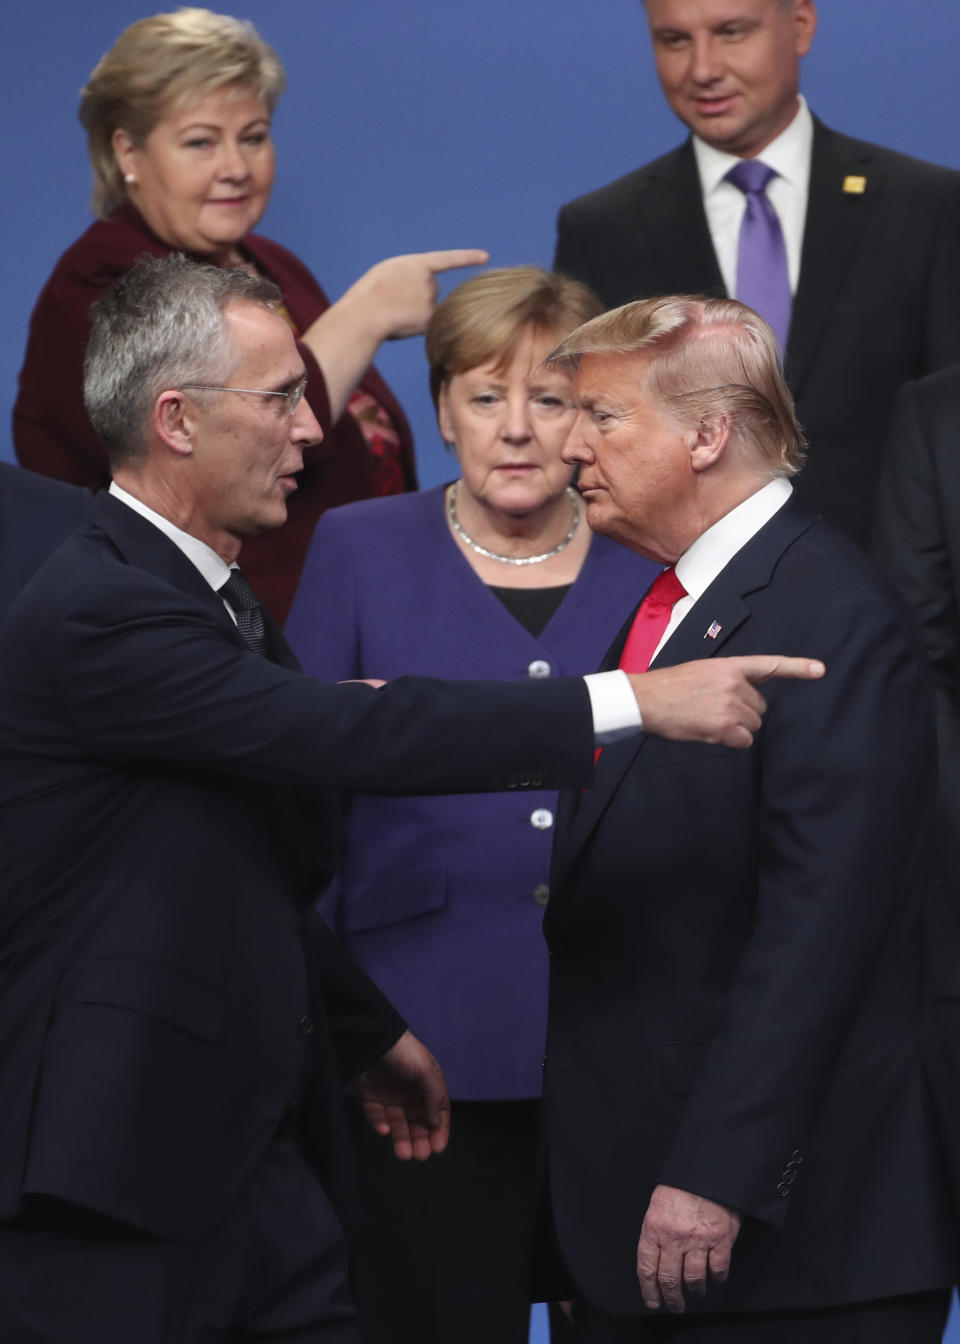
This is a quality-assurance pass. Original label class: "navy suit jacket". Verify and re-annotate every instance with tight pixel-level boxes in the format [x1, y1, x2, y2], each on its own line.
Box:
[554, 120, 960, 550]
[538, 494, 955, 1314]
[0, 462, 89, 618]
[0, 491, 594, 1245]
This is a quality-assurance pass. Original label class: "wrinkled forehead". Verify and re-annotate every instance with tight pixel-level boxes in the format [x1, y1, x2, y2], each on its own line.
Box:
[222, 300, 302, 376]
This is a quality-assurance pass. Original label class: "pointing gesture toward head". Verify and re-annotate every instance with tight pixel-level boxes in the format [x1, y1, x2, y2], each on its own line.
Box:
[353, 249, 491, 341]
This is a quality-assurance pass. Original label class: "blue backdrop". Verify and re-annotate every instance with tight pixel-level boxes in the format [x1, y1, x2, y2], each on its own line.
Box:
[4, 4, 960, 1337]
[4, 0, 960, 489]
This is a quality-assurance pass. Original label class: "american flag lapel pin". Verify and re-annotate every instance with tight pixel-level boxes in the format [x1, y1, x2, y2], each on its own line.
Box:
[705, 620, 722, 640]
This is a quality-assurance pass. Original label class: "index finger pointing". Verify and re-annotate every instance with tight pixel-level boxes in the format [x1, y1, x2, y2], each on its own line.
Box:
[422, 248, 490, 273]
[737, 655, 826, 684]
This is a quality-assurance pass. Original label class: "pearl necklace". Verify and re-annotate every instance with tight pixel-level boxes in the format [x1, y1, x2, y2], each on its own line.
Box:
[446, 481, 581, 566]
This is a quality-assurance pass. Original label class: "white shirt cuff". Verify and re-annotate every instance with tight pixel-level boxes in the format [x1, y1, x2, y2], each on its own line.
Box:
[584, 670, 643, 743]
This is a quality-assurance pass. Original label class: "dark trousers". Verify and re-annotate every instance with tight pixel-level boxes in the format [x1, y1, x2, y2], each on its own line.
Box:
[572, 1291, 951, 1344]
[0, 1130, 357, 1343]
[347, 1097, 569, 1344]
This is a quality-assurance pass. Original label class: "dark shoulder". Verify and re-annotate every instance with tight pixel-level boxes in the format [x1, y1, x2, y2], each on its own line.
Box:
[817, 122, 960, 193]
[313, 485, 444, 542]
[43, 208, 170, 293]
[0, 463, 91, 523]
[558, 143, 690, 220]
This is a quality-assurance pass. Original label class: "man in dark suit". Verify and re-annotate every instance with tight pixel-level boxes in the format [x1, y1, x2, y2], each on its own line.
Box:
[874, 367, 960, 1205]
[534, 295, 955, 1342]
[553, 0, 960, 550]
[0, 256, 822, 1342]
[0, 461, 90, 616]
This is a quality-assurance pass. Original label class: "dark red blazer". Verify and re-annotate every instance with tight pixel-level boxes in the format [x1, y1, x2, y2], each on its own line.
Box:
[13, 204, 417, 621]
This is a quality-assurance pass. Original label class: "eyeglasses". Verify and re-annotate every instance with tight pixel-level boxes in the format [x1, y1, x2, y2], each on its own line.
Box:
[180, 375, 308, 416]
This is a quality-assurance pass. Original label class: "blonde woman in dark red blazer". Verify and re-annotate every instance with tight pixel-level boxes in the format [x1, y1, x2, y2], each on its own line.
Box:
[13, 7, 485, 621]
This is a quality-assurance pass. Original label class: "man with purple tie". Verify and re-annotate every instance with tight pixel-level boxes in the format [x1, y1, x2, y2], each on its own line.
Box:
[554, 0, 960, 550]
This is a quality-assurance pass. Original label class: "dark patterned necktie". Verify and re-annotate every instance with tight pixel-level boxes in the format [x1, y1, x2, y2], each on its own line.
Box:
[725, 159, 792, 351]
[221, 568, 267, 656]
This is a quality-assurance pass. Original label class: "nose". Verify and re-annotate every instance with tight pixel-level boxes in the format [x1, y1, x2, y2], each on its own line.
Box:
[561, 410, 593, 466]
[689, 34, 723, 86]
[216, 138, 252, 183]
[500, 393, 535, 444]
[291, 394, 324, 450]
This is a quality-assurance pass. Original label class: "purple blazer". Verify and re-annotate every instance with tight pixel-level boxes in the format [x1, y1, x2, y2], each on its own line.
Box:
[286, 484, 656, 1098]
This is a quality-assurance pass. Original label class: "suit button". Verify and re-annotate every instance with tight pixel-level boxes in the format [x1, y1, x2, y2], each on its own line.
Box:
[506, 773, 519, 789]
[777, 1181, 790, 1197]
[298, 1016, 315, 1036]
[528, 660, 552, 679]
[530, 808, 554, 830]
[532, 883, 550, 907]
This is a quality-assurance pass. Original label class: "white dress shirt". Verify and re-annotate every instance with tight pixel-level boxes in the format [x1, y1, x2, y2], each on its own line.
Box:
[109, 482, 640, 741]
[692, 96, 814, 297]
[652, 476, 793, 662]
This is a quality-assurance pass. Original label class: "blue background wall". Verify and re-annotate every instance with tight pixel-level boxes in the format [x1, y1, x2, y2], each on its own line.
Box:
[4, 4, 960, 1335]
[4, 0, 960, 489]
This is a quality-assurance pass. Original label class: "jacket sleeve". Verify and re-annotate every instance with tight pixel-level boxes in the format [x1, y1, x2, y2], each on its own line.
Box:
[302, 908, 406, 1080]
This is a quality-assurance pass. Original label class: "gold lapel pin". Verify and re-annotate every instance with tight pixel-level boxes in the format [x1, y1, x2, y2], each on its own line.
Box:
[843, 175, 867, 195]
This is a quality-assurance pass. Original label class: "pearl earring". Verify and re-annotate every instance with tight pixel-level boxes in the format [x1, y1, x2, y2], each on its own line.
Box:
[124, 173, 137, 185]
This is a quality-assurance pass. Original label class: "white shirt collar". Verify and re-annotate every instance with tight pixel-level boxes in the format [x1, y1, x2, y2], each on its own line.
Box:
[675, 476, 793, 603]
[108, 481, 234, 593]
[692, 95, 813, 198]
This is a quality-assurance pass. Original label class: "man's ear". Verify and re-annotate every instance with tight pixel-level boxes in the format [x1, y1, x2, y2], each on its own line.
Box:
[689, 413, 731, 473]
[153, 390, 198, 458]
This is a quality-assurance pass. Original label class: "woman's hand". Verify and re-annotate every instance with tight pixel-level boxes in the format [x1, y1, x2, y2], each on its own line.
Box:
[300, 249, 488, 422]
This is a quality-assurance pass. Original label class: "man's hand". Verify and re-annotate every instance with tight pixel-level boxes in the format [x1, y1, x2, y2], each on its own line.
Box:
[636, 1184, 742, 1314]
[357, 1029, 450, 1161]
[629, 655, 826, 749]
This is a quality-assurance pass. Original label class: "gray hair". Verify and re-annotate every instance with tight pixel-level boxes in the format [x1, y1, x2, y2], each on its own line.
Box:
[83, 252, 281, 467]
[548, 294, 805, 478]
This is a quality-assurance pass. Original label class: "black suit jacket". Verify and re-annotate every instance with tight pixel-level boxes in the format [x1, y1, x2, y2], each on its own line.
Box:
[0, 492, 594, 1249]
[555, 120, 960, 550]
[539, 495, 954, 1315]
[874, 369, 960, 1190]
[0, 462, 90, 617]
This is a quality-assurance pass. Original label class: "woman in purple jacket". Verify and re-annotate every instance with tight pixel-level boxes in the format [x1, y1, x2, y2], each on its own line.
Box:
[286, 268, 657, 1344]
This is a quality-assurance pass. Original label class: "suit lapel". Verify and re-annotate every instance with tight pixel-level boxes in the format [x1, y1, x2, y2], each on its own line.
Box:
[553, 497, 817, 887]
[786, 120, 880, 391]
[634, 143, 726, 296]
[89, 493, 256, 656]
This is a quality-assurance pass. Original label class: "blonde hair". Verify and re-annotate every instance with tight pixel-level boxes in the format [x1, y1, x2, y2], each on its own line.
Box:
[79, 8, 286, 218]
[426, 266, 603, 410]
[549, 295, 805, 477]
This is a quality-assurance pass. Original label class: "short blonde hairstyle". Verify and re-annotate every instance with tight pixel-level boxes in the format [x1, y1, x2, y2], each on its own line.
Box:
[548, 295, 805, 477]
[79, 8, 286, 218]
[426, 266, 603, 410]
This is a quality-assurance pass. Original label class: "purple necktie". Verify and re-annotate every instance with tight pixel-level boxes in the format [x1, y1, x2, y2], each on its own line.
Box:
[725, 159, 792, 351]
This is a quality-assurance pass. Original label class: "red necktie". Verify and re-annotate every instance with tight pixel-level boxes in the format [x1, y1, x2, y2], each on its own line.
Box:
[619, 566, 687, 673]
[593, 567, 687, 769]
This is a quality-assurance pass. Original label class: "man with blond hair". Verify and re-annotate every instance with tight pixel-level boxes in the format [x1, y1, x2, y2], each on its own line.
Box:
[554, 0, 960, 550]
[535, 294, 955, 1342]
